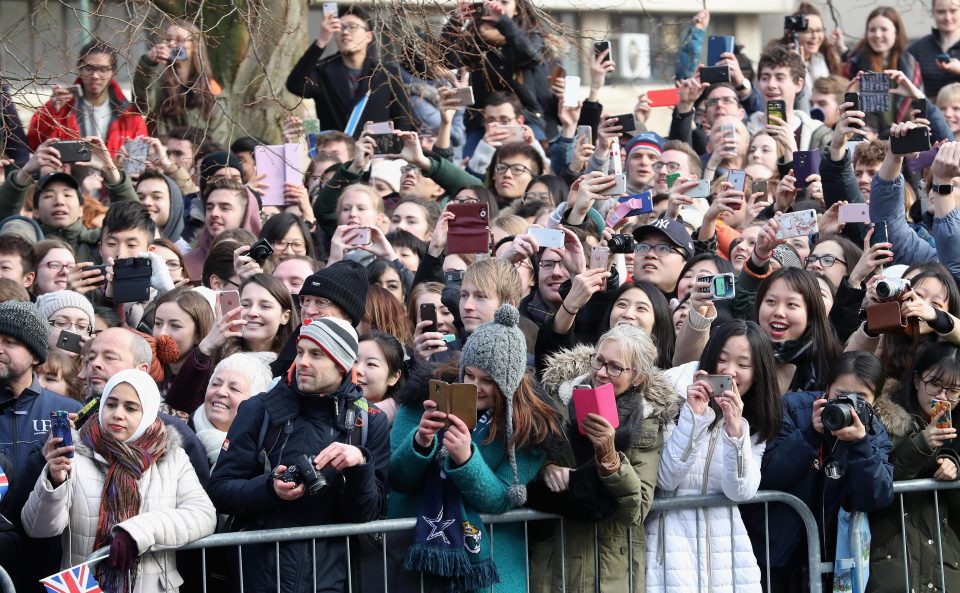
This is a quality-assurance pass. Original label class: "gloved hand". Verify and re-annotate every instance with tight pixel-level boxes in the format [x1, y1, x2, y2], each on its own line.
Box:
[582, 413, 619, 475]
[108, 528, 139, 572]
[140, 251, 175, 294]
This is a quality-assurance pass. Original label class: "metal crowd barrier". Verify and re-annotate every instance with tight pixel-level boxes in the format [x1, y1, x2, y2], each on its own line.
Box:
[0, 565, 14, 593]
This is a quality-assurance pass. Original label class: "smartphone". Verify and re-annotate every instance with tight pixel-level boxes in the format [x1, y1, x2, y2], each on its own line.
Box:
[666, 172, 681, 189]
[364, 121, 394, 135]
[50, 410, 74, 458]
[751, 179, 768, 196]
[707, 35, 735, 66]
[449, 86, 475, 107]
[371, 133, 404, 156]
[572, 383, 619, 435]
[81, 264, 107, 287]
[598, 173, 627, 197]
[56, 330, 83, 354]
[844, 92, 862, 131]
[646, 88, 680, 108]
[348, 227, 372, 245]
[562, 76, 580, 108]
[548, 63, 565, 87]
[499, 125, 524, 144]
[871, 221, 889, 247]
[702, 374, 733, 397]
[51, 140, 91, 164]
[699, 66, 730, 84]
[613, 114, 636, 134]
[890, 126, 932, 155]
[911, 97, 928, 120]
[303, 118, 321, 135]
[688, 179, 712, 198]
[575, 125, 593, 145]
[217, 290, 241, 318]
[793, 150, 821, 189]
[728, 169, 746, 193]
[590, 245, 611, 270]
[698, 273, 736, 300]
[112, 257, 152, 304]
[838, 203, 870, 224]
[775, 209, 819, 240]
[931, 399, 953, 429]
[594, 40, 612, 62]
[419, 303, 438, 333]
[322, 2, 338, 17]
[528, 227, 564, 248]
[444, 269, 464, 286]
[767, 100, 787, 125]
[719, 122, 737, 142]
[123, 138, 149, 176]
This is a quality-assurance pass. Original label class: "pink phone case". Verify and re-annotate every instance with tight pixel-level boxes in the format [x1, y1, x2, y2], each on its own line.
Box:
[573, 383, 619, 435]
[838, 203, 870, 224]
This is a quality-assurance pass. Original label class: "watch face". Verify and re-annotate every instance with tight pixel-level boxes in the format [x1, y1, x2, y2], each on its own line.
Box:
[936, 184, 955, 195]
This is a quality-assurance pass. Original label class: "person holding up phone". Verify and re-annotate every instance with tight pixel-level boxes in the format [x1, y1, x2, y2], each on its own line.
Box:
[525, 324, 679, 593]
[28, 40, 147, 153]
[388, 305, 561, 592]
[862, 341, 960, 593]
[36, 289, 95, 360]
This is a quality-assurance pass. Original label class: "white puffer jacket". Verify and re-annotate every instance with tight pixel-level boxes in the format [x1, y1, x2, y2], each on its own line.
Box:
[21, 426, 216, 593]
[645, 403, 764, 593]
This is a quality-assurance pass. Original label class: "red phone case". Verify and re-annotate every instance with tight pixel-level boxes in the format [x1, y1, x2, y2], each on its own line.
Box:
[446, 203, 490, 254]
[573, 383, 619, 435]
[647, 88, 680, 108]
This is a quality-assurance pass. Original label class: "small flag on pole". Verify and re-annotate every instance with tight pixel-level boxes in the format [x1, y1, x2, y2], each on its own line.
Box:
[0, 465, 7, 502]
[40, 563, 104, 593]
[344, 91, 371, 137]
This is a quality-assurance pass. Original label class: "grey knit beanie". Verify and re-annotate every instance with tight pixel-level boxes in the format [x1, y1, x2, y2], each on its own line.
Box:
[459, 304, 528, 505]
[36, 290, 95, 330]
[0, 301, 49, 363]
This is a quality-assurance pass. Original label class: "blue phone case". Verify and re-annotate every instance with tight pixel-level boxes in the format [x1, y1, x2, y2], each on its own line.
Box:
[707, 36, 735, 66]
[51, 411, 73, 458]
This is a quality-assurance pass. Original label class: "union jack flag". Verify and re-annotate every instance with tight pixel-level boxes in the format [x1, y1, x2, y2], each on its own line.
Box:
[40, 563, 104, 593]
[0, 466, 7, 501]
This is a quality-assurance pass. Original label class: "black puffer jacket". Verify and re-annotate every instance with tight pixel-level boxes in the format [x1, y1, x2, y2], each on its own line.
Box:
[207, 374, 390, 593]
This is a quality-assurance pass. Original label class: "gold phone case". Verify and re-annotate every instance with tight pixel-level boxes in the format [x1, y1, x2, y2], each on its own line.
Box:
[429, 379, 478, 430]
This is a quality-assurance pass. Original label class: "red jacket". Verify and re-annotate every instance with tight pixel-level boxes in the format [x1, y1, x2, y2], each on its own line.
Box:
[27, 79, 147, 154]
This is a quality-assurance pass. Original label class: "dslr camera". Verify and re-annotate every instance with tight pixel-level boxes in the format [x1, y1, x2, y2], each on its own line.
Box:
[278, 453, 328, 496]
[784, 15, 808, 32]
[822, 392, 875, 433]
[608, 234, 635, 254]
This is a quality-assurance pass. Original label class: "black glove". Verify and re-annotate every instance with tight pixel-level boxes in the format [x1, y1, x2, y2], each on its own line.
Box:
[108, 529, 139, 572]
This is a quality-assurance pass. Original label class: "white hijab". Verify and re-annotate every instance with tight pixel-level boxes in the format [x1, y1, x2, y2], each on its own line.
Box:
[98, 369, 161, 443]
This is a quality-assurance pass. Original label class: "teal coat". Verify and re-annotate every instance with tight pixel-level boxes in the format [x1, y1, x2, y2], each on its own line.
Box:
[388, 401, 546, 592]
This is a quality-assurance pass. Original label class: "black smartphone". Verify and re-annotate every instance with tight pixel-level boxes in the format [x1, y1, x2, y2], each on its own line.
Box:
[443, 269, 464, 286]
[112, 256, 153, 303]
[81, 264, 107, 287]
[420, 303, 438, 333]
[844, 92, 862, 131]
[51, 140, 92, 164]
[890, 126, 932, 155]
[594, 40, 611, 62]
[911, 97, 928, 120]
[613, 114, 636, 133]
[700, 66, 730, 84]
[871, 221, 889, 247]
[371, 133, 404, 155]
[56, 330, 83, 354]
[767, 100, 787, 125]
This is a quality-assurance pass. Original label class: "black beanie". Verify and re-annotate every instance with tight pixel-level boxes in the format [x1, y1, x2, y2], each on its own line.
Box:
[199, 151, 246, 198]
[300, 261, 369, 327]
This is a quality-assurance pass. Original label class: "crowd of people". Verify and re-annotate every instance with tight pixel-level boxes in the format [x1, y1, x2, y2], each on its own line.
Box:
[1, 1, 960, 592]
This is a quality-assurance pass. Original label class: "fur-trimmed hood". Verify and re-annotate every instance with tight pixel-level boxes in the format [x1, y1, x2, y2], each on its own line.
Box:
[872, 378, 920, 439]
[541, 344, 683, 425]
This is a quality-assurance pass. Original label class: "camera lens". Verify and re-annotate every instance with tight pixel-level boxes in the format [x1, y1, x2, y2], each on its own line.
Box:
[296, 453, 328, 496]
[608, 234, 635, 254]
[821, 401, 854, 431]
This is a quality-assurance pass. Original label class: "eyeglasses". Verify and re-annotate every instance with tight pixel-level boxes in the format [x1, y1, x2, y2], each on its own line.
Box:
[590, 355, 632, 378]
[921, 378, 960, 402]
[634, 243, 683, 257]
[79, 64, 113, 75]
[44, 261, 75, 273]
[539, 259, 564, 271]
[705, 96, 738, 109]
[273, 240, 306, 252]
[522, 191, 551, 203]
[49, 317, 92, 335]
[341, 23, 368, 33]
[805, 254, 846, 268]
[494, 163, 534, 177]
[652, 161, 682, 173]
[164, 259, 183, 272]
[400, 165, 420, 175]
[223, 278, 240, 289]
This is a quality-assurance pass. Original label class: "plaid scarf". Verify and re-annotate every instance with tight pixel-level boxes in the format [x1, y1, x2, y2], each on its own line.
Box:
[405, 411, 498, 592]
[80, 418, 167, 593]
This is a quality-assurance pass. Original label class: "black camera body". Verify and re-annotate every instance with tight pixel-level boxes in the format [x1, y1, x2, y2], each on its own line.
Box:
[608, 234, 635, 254]
[784, 15, 809, 32]
[279, 453, 328, 496]
[248, 238, 275, 266]
[822, 392, 875, 433]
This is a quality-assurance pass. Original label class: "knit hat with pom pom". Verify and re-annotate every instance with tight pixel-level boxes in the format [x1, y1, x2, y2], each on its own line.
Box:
[134, 331, 181, 383]
[459, 304, 528, 505]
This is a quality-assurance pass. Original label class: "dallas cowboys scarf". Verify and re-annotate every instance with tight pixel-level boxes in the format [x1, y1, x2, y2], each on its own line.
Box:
[405, 411, 498, 591]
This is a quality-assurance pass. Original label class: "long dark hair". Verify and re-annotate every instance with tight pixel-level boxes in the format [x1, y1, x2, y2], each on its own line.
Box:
[900, 342, 960, 417]
[699, 320, 782, 443]
[605, 280, 675, 369]
[774, 2, 843, 74]
[827, 351, 885, 401]
[358, 330, 406, 401]
[218, 273, 298, 362]
[259, 212, 317, 260]
[755, 268, 841, 384]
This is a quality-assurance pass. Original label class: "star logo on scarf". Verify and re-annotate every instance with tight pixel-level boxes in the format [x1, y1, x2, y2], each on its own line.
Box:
[423, 507, 456, 544]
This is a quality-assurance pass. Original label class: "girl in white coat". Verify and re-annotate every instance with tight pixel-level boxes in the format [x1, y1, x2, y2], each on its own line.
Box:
[646, 320, 782, 593]
[22, 369, 216, 593]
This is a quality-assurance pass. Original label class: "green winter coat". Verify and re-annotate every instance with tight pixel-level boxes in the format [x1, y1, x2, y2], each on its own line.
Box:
[867, 384, 960, 593]
[528, 345, 683, 593]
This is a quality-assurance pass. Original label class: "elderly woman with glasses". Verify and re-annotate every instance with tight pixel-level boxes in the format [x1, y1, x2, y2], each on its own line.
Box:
[36, 290, 95, 358]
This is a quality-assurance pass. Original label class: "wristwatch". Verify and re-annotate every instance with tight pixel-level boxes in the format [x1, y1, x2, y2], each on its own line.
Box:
[931, 183, 955, 195]
[735, 79, 751, 93]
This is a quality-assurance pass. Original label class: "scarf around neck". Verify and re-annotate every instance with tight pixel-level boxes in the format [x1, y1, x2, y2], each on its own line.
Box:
[192, 406, 227, 467]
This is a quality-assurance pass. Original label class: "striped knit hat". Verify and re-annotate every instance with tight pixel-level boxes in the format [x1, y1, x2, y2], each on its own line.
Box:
[298, 317, 359, 374]
[625, 131, 665, 159]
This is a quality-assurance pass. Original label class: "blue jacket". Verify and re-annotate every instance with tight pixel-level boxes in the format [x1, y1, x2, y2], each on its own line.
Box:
[742, 390, 893, 569]
[207, 374, 390, 593]
[0, 376, 81, 482]
[869, 173, 960, 287]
